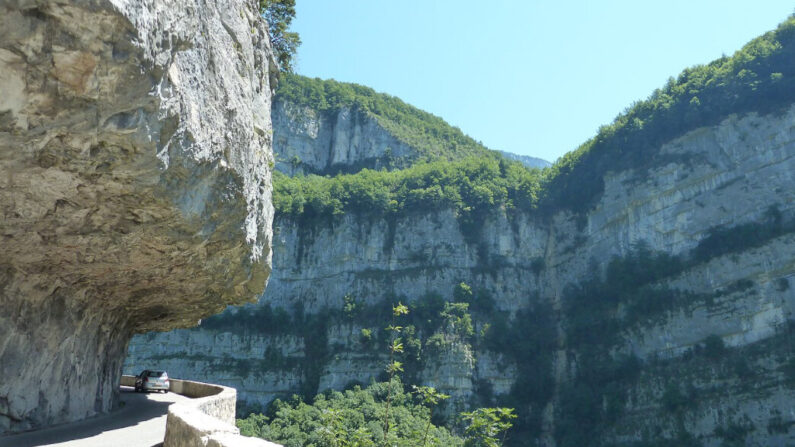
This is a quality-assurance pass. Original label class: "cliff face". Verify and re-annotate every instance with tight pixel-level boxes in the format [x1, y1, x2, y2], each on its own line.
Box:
[0, 0, 275, 434]
[127, 206, 545, 406]
[272, 98, 417, 175]
[127, 88, 795, 445]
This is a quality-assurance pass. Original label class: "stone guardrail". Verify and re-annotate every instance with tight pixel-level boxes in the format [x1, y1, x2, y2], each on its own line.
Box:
[121, 375, 281, 447]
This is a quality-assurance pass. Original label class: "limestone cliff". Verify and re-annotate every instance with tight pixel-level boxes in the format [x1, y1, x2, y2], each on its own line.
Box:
[272, 97, 416, 175]
[0, 0, 275, 434]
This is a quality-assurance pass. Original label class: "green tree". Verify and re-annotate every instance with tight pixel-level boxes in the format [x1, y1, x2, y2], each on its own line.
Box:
[453, 282, 474, 303]
[441, 302, 474, 340]
[383, 302, 409, 442]
[236, 412, 268, 439]
[460, 407, 517, 447]
[260, 0, 301, 72]
[412, 385, 450, 447]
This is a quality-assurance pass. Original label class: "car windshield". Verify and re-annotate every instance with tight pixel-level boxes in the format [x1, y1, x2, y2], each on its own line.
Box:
[146, 371, 165, 377]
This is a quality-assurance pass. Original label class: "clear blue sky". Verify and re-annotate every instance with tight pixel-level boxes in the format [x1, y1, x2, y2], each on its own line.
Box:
[290, 1, 793, 163]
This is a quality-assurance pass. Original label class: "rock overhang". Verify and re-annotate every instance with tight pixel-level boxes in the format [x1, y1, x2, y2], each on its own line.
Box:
[0, 0, 275, 433]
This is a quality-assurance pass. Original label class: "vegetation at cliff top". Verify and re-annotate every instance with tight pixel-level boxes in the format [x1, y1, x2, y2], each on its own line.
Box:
[542, 16, 795, 212]
[273, 156, 541, 220]
[275, 17, 795, 218]
[276, 73, 496, 162]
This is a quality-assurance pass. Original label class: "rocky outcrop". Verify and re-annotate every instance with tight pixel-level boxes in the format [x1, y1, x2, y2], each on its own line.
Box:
[272, 98, 417, 175]
[127, 100, 795, 445]
[0, 0, 275, 434]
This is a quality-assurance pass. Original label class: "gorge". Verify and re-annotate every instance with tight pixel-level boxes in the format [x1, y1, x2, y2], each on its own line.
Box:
[126, 17, 795, 447]
[1, 2, 790, 445]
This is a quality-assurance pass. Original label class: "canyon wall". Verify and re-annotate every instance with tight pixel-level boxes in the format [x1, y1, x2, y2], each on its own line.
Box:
[0, 0, 275, 434]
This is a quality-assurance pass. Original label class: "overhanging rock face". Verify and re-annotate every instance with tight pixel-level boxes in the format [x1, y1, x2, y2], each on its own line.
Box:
[0, 0, 275, 433]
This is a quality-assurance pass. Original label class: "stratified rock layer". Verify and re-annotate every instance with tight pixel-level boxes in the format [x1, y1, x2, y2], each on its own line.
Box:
[0, 0, 275, 433]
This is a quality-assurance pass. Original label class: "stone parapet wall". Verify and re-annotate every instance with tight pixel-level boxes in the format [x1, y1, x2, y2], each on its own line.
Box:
[122, 375, 280, 446]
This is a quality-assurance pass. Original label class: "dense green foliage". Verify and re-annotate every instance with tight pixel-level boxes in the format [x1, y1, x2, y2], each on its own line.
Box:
[542, 17, 795, 212]
[233, 295, 519, 447]
[276, 74, 496, 163]
[260, 0, 301, 72]
[273, 157, 542, 237]
[460, 408, 517, 447]
[238, 381, 464, 446]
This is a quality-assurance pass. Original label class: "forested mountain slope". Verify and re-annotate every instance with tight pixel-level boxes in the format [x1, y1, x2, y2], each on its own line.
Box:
[272, 73, 502, 175]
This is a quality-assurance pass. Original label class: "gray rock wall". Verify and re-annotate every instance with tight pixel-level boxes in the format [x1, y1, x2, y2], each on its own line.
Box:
[0, 0, 275, 433]
[272, 99, 416, 175]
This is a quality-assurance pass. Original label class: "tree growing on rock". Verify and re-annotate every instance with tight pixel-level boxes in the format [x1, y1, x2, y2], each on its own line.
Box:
[260, 0, 301, 72]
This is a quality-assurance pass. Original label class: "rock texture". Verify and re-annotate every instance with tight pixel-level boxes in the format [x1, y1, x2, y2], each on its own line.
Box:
[127, 97, 795, 444]
[272, 98, 416, 175]
[0, 0, 275, 434]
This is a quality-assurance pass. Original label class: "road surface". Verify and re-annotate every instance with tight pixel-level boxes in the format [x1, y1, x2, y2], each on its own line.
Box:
[0, 387, 190, 447]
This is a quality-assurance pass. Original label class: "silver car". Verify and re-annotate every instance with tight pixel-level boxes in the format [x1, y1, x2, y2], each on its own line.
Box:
[134, 370, 170, 393]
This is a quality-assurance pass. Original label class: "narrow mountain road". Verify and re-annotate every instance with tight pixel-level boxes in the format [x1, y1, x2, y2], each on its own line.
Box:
[0, 387, 190, 447]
